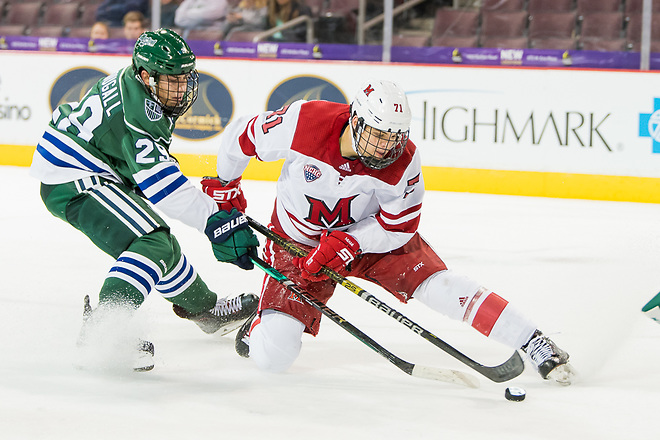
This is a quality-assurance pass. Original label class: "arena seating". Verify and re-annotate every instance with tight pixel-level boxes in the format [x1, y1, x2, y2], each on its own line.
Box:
[0, 0, 656, 53]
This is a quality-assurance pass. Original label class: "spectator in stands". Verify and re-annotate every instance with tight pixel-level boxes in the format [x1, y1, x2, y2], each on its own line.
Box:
[222, 0, 268, 40]
[174, 0, 228, 37]
[90, 21, 110, 40]
[96, 0, 149, 27]
[161, 0, 181, 28]
[266, 0, 311, 42]
[123, 11, 147, 40]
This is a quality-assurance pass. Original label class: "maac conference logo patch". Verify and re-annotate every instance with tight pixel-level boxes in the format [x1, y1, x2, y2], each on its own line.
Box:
[145, 99, 162, 121]
[304, 164, 322, 182]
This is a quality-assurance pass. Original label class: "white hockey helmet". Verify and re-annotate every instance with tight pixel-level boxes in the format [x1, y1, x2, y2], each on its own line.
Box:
[349, 80, 412, 169]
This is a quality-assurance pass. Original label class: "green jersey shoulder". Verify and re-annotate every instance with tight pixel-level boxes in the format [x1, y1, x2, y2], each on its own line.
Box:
[36, 67, 177, 187]
[31, 60, 216, 234]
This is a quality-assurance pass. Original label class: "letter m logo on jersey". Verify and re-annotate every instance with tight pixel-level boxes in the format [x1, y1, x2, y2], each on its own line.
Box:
[305, 195, 358, 228]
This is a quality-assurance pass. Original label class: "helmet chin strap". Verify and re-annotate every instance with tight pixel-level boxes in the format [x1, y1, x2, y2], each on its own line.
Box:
[349, 116, 362, 157]
[145, 74, 166, 109]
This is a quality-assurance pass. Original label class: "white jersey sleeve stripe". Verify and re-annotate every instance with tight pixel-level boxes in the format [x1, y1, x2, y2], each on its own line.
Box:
[377, 209, 421, 227]
[133, 162, 216, 232]
[379, 203, 422, 221]
[133, 162, 187, 203]
[376, 214, 420, 234]
[33, 126, 121, 182]
[376, 203, 422, 232]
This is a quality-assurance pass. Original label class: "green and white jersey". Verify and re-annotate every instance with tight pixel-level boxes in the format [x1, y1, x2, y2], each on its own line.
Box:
[31, 66, 216, 232]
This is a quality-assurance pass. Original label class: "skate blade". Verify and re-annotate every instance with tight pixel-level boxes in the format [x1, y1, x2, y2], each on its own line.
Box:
[215, 319, 247, 337]
[643, 306, 660, 324]
[133, 352, 154, 372]
[75, 352, 154, 372]
[134, 364, 154, 372]
[197, 318, 247, 336]
[547, 363, 577, 386]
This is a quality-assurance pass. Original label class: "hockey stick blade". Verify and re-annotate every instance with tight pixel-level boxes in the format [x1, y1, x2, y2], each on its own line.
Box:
[250, 255, 479, 388]
[412, 365, 479, 388]
[642, 291, 660, 323]
[247, 216, 524, 383]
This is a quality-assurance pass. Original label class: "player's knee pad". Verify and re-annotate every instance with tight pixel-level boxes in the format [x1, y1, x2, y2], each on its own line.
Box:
[412, 269, 483, 321]
[249, 310, 305, 373]
[414, 270, 533, 345]
[127, 229, 181, 274]
[101, 231, 184, 303]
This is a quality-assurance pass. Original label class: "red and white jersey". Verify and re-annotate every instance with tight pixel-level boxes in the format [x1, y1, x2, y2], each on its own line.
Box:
[217, 100, 425, 253]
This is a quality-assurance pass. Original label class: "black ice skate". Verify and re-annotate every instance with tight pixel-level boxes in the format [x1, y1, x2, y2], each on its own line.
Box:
[235, 307, 258, 358]
[522, 330, 575, 385]
[134, 340, 155, 372]
[173, 293, 258, 336]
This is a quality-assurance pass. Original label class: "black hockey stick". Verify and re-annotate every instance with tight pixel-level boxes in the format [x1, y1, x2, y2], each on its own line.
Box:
[250, 254, 479, 388]
[247, 216, 524, 383]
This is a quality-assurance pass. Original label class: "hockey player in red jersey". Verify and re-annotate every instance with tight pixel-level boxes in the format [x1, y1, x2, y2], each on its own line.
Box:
[206, 79, 575, 384]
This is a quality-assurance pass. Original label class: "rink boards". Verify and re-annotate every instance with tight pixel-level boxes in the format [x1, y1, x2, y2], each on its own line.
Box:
[1, 51, 660, 203]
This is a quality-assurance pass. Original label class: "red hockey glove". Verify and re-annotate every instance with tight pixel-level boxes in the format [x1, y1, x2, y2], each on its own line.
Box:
[201, 176, 247, 212]
[294, 231, 361, 280]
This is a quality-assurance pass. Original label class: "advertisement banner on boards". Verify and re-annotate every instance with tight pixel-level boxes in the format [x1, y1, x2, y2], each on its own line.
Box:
[2, 51, 660, 178]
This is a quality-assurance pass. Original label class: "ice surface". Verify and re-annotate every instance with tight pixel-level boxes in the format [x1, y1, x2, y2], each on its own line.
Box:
[2, 165, 659, 439]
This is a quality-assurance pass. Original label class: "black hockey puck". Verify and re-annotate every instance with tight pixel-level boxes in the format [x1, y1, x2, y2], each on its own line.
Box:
[504, 386, 526, 401]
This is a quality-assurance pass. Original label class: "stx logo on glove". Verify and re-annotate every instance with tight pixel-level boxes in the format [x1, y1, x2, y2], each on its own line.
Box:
[336, 238, 358, 263]
[293, 230, 361, 280]
[211, 187, 241, 202]
[211, 213, 248, 242]
[337, 248, 356, 264]
[201, 176, 247, 212]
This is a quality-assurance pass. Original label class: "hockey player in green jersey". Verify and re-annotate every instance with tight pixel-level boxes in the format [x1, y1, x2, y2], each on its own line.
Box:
[30, 29, 259, 371]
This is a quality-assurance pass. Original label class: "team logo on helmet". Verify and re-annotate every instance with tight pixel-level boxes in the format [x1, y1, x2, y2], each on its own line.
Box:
[137, 35, 157, 47]
[350, 80, 412, 170]
[144, 99, 163, 121]
[303, 164, 322, 182]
